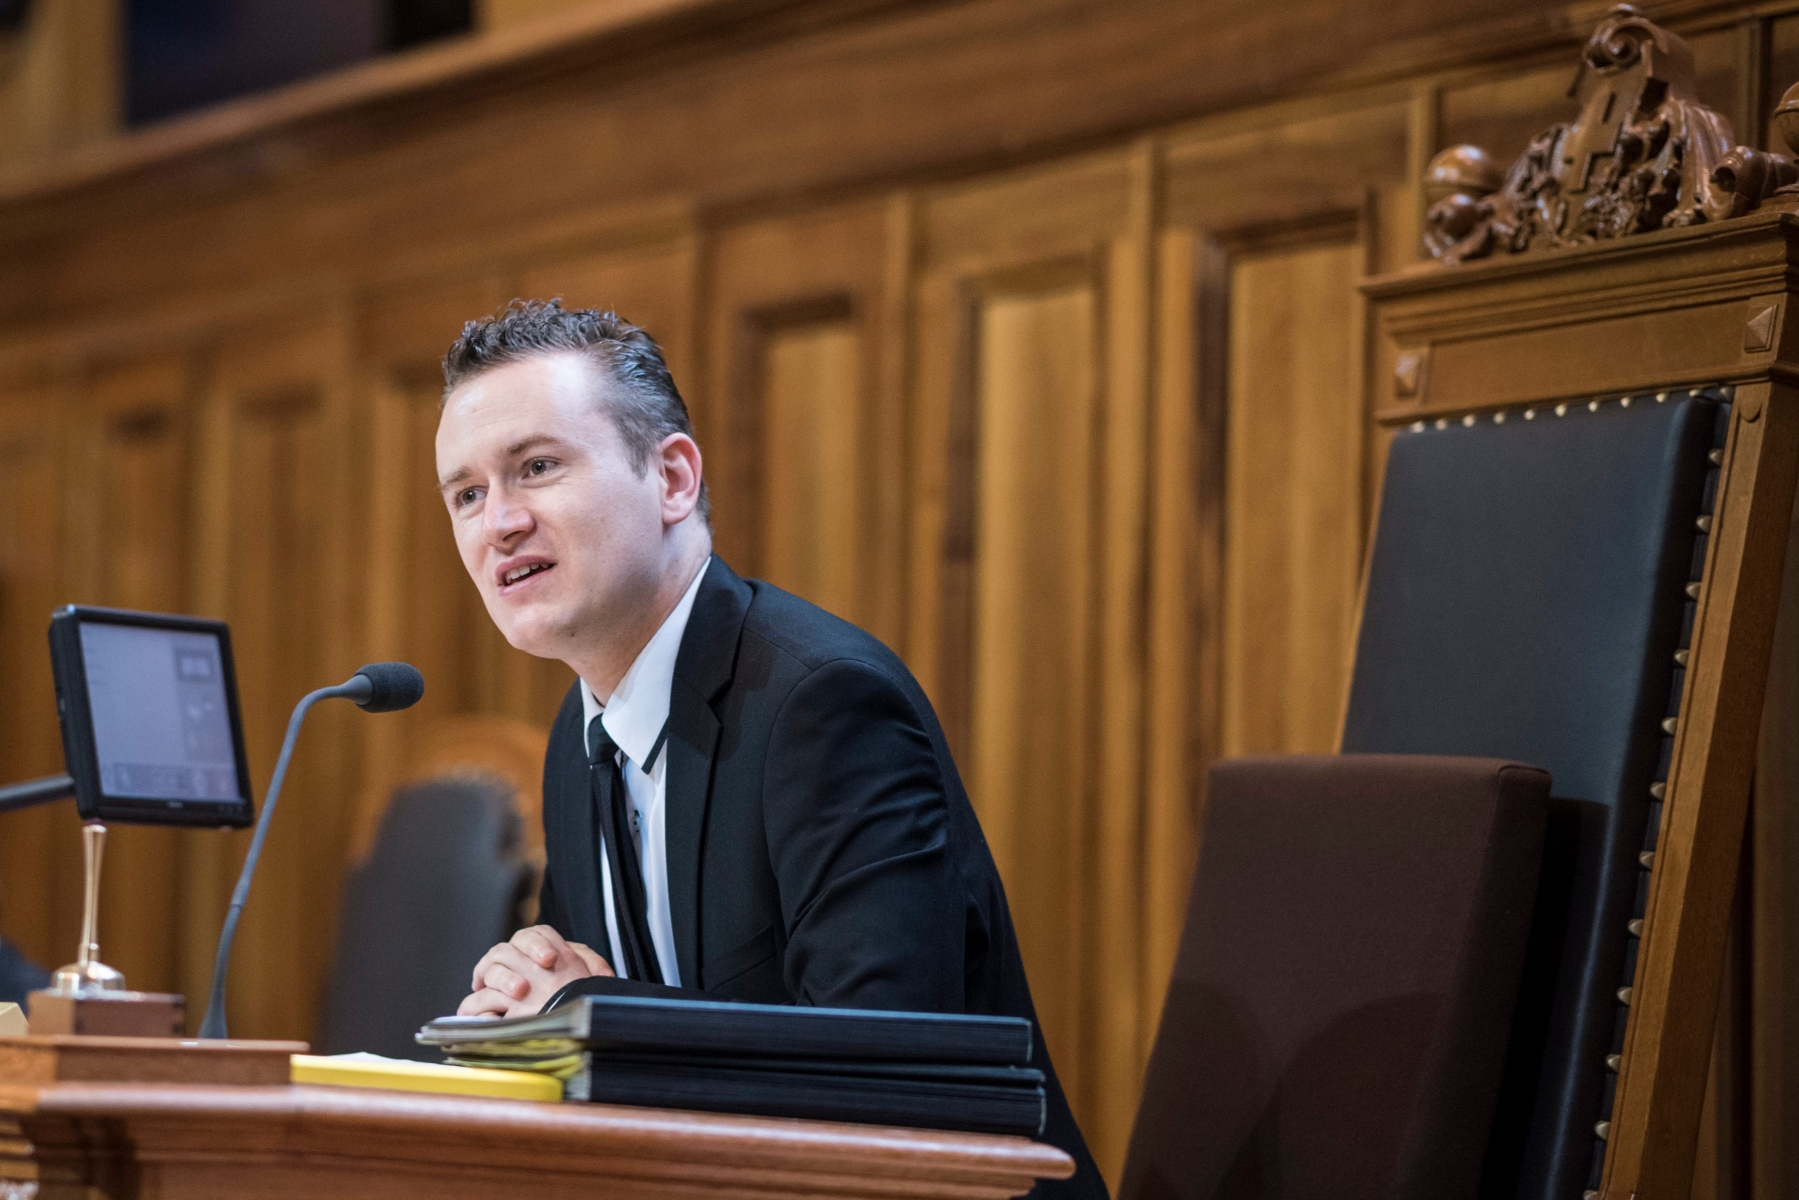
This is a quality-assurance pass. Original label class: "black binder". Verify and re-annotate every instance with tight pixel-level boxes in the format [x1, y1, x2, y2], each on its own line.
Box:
[418, 990, 1046, 1136]
[418, 989, 1035, 1065]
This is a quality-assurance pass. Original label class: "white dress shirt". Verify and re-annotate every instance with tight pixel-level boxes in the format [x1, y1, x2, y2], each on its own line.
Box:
[578, 560, 707, 986]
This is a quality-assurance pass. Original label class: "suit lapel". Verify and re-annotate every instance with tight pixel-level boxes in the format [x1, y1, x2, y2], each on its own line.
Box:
[664, 555, 753, 988]
[549, 686, 607, 952]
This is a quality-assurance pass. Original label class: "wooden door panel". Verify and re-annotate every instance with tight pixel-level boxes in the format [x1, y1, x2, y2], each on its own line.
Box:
[1221, 239, 1365, 757]
[79, 355, 196, 997]
[705, 200, 905, 646]
[911, 149, 1156, 1181]
[968, 283, 1097, 1103]
[193, 319, 356, 1041]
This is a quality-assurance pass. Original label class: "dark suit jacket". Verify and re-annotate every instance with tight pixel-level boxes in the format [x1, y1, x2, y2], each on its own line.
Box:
[538, 556, 1104, 1200]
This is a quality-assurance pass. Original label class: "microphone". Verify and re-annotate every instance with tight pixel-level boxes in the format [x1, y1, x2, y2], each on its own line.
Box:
[198, 663, 424, 1039]
[343, 661, 425, 713]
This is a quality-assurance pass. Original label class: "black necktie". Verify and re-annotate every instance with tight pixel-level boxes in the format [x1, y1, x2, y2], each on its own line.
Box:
[588, 715, 663, 983]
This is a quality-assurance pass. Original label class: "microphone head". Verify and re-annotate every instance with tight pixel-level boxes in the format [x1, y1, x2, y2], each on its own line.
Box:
[351, 662, 425, 713]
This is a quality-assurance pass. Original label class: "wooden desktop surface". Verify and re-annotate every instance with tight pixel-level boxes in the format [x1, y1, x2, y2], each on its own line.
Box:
[0, 1078, 1073, 1200]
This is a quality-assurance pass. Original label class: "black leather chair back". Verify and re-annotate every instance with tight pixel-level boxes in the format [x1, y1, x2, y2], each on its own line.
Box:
[1341, 389, 1726, 1199]
[315, 775, 533, 1059]
[1119, 755, 1548, 1200]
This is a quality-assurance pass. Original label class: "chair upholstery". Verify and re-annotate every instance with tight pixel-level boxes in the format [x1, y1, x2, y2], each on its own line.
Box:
[315, 775, 533, 1059]
[1341, 389, 1725, 1199]
[1118, 754, 1548, 1200]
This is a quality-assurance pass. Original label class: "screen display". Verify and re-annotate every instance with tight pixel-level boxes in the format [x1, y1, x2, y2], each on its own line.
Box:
[79, 622, 244, 803]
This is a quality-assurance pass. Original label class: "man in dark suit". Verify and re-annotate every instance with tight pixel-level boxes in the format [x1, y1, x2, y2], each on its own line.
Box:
[437, 300, 1102, 1200]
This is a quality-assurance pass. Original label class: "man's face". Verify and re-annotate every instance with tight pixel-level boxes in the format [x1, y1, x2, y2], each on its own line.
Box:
[436, 352, 668, 662]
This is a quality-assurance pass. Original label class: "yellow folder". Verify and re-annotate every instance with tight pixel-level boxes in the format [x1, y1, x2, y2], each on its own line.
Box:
[291, 1052, 562, 1102]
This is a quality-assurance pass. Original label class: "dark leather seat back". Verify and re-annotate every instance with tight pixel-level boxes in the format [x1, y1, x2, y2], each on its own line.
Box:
[1119, 755, 1548, 1200]
[1341, 390, 1725, 1199]
[315, 776, 533, 1059]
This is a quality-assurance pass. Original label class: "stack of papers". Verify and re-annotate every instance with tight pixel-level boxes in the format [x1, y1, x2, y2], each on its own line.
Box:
[416, 991, 1045, 1136]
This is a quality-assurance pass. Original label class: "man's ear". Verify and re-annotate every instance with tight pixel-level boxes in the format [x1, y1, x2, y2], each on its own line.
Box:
[658, 433, 704, 526]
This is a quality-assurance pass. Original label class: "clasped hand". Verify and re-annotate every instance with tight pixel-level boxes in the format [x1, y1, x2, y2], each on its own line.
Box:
[459, 924, 614, 1018]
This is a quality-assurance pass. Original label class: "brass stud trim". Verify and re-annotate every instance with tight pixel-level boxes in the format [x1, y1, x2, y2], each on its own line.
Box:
[1628, 918, 1644, 937]
[1662, 717, 1679, 735]
[1709, 448, 1724, 466]
[1674, 649, 1688, 667]
[1641, 851, 1655, 869]
[1606, 1054, 1621, 1072]
[1596, 1121, 1610, 1140]
[1618, 986, 1633, 1005]
[1697, 515, 1713, 533]
[1686, 581, 1702, 599]
[1650, 782, 1666, 801]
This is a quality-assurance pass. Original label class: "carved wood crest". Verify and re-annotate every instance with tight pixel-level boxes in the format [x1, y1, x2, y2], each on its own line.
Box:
[1425, 4, 1799, 264]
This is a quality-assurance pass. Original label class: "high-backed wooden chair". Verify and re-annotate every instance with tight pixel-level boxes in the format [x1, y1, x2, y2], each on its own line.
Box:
[1124, 8, 1799, 1199]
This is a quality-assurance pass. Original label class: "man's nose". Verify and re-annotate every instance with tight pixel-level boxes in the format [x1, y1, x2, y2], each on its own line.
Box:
[483, 489, 534, 544]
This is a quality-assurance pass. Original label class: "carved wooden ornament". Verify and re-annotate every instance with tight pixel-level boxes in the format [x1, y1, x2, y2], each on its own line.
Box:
[1424, 5, 1799, 263]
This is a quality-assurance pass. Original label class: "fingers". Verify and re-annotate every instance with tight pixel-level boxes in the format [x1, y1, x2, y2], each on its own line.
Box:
[475, 943, 550, 1000]
[457, 988, 512, 1017]
[512, 925, 573, 971]
[567, 941, 614, 977]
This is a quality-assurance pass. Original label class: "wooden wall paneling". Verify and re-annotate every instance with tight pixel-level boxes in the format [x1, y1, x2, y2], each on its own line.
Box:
[0, 378, 77, 975]
[703, 199, 905, 645]
[1161, 102, 1403, 763]
[1219, 232, 1367, 758]
[1091, 140, 1157, 1152]
[1135, 227, 1218, 1066]
[911, 148, 1158, 1183]
[75, 353, 198, 997]
[191, 315, 358, 1041]
[359, 275, 519, 847]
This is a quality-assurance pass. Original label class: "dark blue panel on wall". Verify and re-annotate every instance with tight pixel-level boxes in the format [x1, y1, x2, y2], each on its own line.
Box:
[125, 0, 471, 127]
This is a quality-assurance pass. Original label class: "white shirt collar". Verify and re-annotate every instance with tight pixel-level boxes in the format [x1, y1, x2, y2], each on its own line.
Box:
[580, 557, 709, 768]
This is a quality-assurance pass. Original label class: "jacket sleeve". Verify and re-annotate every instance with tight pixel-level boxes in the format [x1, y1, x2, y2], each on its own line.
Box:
[763, 658, 963, 1012]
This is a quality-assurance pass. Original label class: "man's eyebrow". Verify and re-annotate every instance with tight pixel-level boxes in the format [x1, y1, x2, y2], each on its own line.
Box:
[505, 434, 563, 458]
[437, 435, 568, 492]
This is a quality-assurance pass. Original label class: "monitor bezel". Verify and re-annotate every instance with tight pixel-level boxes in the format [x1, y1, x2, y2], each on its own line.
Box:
[49, 605, 257, 828]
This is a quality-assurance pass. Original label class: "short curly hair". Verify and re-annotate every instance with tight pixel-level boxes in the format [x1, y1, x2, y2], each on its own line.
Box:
[443, 299, 708, 519]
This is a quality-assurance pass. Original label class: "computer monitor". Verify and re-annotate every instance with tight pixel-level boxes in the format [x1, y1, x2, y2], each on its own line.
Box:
[48, 606, 255, 827]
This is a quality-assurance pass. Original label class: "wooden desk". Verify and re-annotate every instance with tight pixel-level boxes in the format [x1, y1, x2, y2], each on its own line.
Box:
[0, 1080, 1073, 1200]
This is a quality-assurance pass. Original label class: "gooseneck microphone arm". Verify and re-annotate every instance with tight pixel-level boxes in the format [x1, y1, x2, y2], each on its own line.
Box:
[198, 662, 423, 1040]
[0, 773, 75, 815]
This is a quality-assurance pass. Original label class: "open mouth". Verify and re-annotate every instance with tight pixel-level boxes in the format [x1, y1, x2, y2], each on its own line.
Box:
[498, 561, 555, 591]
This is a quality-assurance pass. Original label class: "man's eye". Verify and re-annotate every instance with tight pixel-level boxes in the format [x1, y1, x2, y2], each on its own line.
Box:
[527, 459, 551, 476]
[456, 488, 481, 508]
